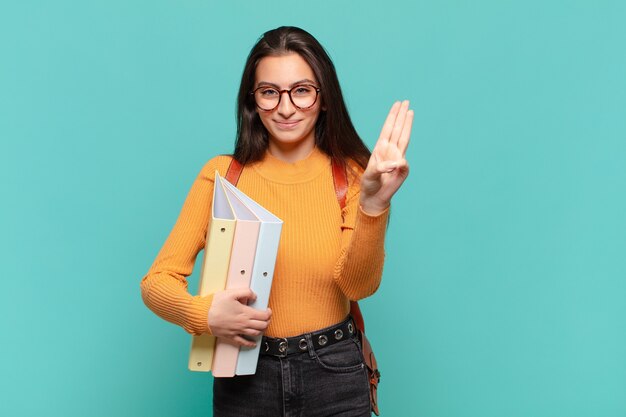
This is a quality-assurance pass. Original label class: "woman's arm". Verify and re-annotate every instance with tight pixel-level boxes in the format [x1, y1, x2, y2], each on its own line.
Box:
[140, 161, 217, 335]
[333, 186, 390, 300]
[140, 157, 271, 345]
[333, 101, 413, 300]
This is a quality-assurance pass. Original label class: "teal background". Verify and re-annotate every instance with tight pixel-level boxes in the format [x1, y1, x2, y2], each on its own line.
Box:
[1, 1, 625, 416]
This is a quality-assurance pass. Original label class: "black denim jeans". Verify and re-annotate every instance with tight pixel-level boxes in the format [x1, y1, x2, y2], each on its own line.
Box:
[213, 320, 371, 417]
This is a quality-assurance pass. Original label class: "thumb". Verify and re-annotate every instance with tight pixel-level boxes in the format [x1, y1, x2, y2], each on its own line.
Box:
[228, 287, 257, 303]
[377, 160, 399, 173]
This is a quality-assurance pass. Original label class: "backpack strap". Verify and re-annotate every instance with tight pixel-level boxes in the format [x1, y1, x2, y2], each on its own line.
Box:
[328, 161, 367, 333]
[331, 158, 348, 211]
[329, 161, 379, 415]
[225, 157, 244, 186]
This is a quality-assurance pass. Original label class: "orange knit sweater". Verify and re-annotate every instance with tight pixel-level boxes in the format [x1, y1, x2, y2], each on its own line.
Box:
[140, 147, 389, 338]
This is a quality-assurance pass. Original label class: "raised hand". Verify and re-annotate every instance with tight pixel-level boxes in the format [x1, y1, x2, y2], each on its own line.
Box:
[359, 100, 413, 215]
[207, 287, 272, 347]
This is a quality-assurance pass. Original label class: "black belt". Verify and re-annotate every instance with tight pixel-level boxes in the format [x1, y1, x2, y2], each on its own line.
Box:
[261, 317, 357, 358]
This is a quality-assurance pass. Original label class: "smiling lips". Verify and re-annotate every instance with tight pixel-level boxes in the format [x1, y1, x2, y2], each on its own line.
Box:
[274, 119, 301, 130]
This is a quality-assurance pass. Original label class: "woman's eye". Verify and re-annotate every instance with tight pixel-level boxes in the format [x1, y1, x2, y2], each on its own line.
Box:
[293, 86, 313, 95]
[260, 88, 279, 97]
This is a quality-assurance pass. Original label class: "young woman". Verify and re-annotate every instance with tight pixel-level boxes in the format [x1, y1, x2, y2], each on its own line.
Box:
[141, 26, 412, 416]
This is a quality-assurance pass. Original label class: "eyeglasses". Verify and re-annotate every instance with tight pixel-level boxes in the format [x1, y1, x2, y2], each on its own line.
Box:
[251, 84, 320, 112]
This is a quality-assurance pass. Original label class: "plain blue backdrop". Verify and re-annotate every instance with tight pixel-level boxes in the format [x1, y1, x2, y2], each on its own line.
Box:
[1, 1, 625, 416]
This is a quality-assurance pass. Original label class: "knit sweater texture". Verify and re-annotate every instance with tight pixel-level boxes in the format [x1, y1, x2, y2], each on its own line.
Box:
[140, 147, 389, 338]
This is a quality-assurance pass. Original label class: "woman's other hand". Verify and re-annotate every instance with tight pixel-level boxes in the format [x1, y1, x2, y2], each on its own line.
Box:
[207, 288, 272, 347]
[360, 100, 413, 215]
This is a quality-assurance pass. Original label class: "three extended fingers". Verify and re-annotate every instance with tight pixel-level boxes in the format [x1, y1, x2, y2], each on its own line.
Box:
[377, 100, 413, 158]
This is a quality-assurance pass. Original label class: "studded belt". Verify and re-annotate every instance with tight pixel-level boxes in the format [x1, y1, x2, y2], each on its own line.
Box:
[261, 317, 357, 357]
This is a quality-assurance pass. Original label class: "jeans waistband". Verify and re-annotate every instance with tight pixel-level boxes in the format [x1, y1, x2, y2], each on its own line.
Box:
[261, 316, 356, 358]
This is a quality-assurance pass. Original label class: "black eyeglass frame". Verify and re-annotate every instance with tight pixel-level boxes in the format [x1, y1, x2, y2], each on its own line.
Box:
[250, 84, 321, 112]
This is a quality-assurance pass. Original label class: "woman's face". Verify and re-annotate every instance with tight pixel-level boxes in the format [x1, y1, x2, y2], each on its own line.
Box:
[254, 53, 321, 158]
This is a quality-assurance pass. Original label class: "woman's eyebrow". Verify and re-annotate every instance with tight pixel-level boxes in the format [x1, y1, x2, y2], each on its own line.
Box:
[290, 79, 317, 87]
[256, 79, 318, 88]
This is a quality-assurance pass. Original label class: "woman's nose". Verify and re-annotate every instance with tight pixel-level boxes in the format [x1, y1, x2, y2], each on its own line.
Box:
[277, 91, 296, 117]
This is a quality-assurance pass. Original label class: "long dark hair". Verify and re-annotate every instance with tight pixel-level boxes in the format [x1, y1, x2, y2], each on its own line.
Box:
[233, 26, 371, 170]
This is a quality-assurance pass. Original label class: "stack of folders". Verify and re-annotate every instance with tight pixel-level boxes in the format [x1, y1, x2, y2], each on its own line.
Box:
[188, 172, 283, 377]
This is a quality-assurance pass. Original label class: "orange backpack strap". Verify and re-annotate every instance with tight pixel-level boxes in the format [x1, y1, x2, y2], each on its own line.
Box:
[331, 158, 348, 211]
[225, 157, 244, 186]
[329, 160, 367, 330]
[331, 160, 380, 416]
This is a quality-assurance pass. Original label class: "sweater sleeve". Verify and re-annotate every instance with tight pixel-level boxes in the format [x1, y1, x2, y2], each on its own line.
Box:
[140, 157, 229, 336]
[333, 165, 390, 301]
